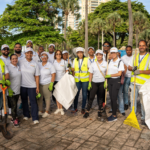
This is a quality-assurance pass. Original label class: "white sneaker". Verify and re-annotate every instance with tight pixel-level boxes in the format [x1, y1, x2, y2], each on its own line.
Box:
[33, 120, 39, 124]
[42, 112, 49, 118]
[23, 117, 28, 120]
[54, 109, 60, 114]
[38, 111, 43, 116]
[60, 109, 65, 115]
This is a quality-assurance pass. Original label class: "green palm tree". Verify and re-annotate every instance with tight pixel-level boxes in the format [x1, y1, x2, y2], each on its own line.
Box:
[59, 0, 80, 49]
[133, 11, 150, 48]
[106, 12, 123, 47]
[90, 18, 105, 49]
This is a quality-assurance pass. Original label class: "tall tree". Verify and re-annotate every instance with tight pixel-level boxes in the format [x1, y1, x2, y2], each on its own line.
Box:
[85, 0, 88, 56]
[133, 11, 150, 48]
[128, 0, 133, 46]
[106, 12, 122, 47]
[59, 0, 80, 49]
[90, 18, 105, 49]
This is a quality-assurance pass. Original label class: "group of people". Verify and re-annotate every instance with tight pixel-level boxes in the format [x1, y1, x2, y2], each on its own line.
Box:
[0, 39, 148, 127]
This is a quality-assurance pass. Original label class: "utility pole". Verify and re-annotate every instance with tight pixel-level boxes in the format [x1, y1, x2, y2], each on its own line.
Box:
[85, 0, 88, 56]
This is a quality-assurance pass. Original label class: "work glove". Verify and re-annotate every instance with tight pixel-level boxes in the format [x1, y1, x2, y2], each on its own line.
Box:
[134, 70, 140, 75]
[0, 80, 5, 85]
[104, 81, 107, 89]
[132, 66, 137, 72]
[105, 75, 111, 79]
[8, 88, 13, 97]
[48, 82, 54, 92]
[36, 93, 41, 99]
[5, 80, 11, 86]
[88, 82, 92, 91]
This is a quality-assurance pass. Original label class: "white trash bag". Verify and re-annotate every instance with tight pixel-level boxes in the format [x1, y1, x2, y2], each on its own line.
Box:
[139, 79, 150, 129]
[53, 72, 78, 110]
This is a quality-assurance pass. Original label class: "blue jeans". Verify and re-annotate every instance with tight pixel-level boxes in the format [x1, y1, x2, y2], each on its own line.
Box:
[118, 84, 124, 113]
[123, 77, 131, 105]
[21, 87, 39, 121]
[74, 81, 88, 109]
[130, 84, 145, 120]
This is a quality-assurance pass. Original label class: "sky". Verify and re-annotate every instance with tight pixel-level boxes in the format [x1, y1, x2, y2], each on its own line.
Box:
[0, 0, 150, 15]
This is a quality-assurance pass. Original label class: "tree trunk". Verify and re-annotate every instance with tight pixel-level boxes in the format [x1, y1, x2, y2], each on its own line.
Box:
[113, 26, 116, 47]
[128, 0, 133, 46]
[98, 31, 100, 49]
[64, 14, 68, 50]
[102, 29, 104, 50]
[85, 0, 88, 56]
[136, 30, 138, 48]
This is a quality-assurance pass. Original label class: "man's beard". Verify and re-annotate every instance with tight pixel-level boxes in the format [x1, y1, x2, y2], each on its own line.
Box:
[3, 53, 9, 57]
[15, 50, 21, 54]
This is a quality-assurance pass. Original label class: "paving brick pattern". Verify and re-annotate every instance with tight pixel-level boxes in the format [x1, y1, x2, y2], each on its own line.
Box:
[0, 94, 149, 150]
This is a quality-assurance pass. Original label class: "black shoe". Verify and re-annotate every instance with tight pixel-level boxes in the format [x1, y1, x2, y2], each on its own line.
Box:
[83, 112, 89, 118]
[109, 110, 112, 113]
[98, 111, 102, 118]
[122, 113, 125, 116]
[141, 120, 146, 126]
[124, 105, 129, 110]
[81, 109, 85, 114]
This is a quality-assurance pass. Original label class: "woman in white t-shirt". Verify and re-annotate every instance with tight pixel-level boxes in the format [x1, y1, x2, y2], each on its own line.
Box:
[83, 50, 107, 119]
[53, 50, 68, 115]
[105, 47, 124, 122]
[19, 47, 40, 124]
[7, 54, 21, 127]
[38, 52, 56, 118]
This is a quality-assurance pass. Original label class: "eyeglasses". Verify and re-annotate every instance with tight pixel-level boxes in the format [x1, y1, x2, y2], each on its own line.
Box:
[56, 54, 61, 55]
[2, 48, 9, 51]
[103, 45, 110, 47]
[41, 56, 47, 58]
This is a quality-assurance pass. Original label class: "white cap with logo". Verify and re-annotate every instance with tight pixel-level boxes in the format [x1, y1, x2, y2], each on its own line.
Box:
[26, 40, 33, 44]
[48, 44, 55, 48]
[88, 47, 95, 51]
[110, 47, 118, 53]
[25, 47, 33, 53]
[1, 44, 9, 50]
[76, 47, 84, 53]
[62, 50, 68, 54]
[96, 49, 103, 55]
[41, 52, 49, 57]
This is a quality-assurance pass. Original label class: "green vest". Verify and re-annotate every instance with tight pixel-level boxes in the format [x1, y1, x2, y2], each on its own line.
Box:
[0, 59, 5, 80]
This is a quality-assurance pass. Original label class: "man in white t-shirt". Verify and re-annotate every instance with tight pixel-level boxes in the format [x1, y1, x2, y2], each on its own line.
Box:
[121, 46, 133, 110]
[33, 46, 44, 63]
[47, 44, 55, 64]
[128, 40, 150, 126]
[14, 43, 25, 61]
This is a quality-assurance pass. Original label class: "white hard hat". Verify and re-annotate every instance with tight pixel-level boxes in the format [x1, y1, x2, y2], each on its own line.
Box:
[26, 40, 33, 44]
[48, 44, 55, 48]
[41, 52, 48, 58]
[110, 47, 118, 53]
[76, 47, 84, 53]
[1, 44, 9, 50]
[96, 49, 103, 55]
[88, 47, 95, 51]
[62, 50, 68, 54]
[25, 47, 33, 53]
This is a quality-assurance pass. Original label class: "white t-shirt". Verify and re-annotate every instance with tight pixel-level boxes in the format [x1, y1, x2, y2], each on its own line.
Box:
[7, 64, 21, 95]
[15, 53, 25, 61]
[53, 59, 68, 81]
[108, 58, 125, 79]
[89, 61, 107, 83]
[47, 52, 55, 64]
[19, 58, 40, 88]
[0, 56, 10, 67]
[72, 58, 91, 69]
[121, 55, 132, 77]
[38, 62, 56, 85]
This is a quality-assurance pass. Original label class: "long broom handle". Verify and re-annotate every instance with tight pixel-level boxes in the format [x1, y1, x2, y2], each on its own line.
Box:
[105, 53, 109, 105]
[133, 49, 137, 107]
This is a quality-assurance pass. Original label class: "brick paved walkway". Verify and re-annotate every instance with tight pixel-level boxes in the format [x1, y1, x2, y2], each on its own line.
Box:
[0, 93, 149, 150]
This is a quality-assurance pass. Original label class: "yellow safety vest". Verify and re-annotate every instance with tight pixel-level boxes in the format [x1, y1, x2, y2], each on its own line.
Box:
[131, 53, 150, 85]
[74, 57, 89, 82]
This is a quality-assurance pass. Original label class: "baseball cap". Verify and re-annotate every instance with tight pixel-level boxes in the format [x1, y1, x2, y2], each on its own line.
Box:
[110, 47, 118, 53]
[1, 44, 9, 50]
[25, 47, 33, 53]
[76, 47, 84, 53]
[96, 49, 103, 55]
[48, 44, 55, 48]
[41, 52, 48, 57]
[88, 47, 95, 51]
[62, 50, 68, 54]
[26, 40, 33, 44]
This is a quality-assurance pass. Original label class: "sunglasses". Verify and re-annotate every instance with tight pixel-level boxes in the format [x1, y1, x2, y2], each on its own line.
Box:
[103, 45, 110, 47]
[41, 56, 47, 58]
[56, 54, 61, 55]
[2, 48, 9, 51]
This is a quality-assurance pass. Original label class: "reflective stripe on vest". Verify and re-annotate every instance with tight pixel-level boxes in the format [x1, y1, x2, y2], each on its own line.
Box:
[131, 53, 150, 85]
[74, 57, 89, 82]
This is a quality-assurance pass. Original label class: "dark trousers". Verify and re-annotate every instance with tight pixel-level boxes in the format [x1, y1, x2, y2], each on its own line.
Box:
[87, 82, 105, 111]
[7, 95, 19, 120]
[21, 87, 39, 121]
[108, 78, 121, 116]
[88, 90, 99, 105]
[74, 81, 88, 109]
